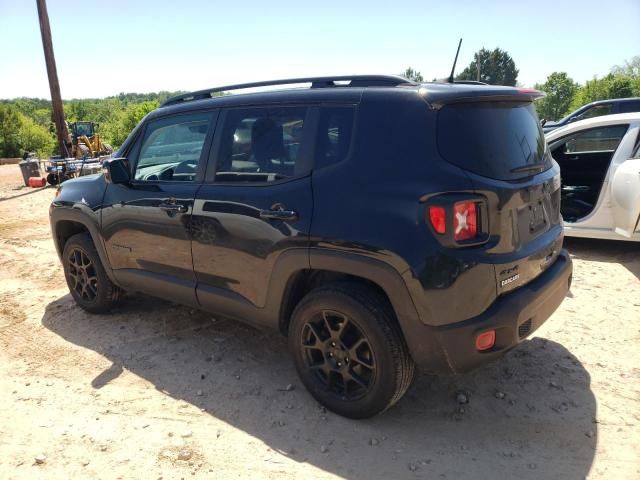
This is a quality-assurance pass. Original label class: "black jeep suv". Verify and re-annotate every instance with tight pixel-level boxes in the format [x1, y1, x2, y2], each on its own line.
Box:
[50, 75, 572, 418]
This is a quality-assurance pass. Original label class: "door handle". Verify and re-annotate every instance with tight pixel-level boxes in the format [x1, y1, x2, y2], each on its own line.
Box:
[159, 198, 187, 215]
[259, 208, 298, 221]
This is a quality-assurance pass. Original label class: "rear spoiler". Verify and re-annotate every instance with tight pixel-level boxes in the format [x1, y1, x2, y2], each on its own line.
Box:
[419, 85, 545, 109]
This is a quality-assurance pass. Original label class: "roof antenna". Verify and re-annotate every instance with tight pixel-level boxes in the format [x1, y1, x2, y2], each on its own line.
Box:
[448, 38, 463, 83]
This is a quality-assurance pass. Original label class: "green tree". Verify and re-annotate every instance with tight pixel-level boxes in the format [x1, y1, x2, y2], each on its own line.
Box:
[103, 100, 159, 147]
[0, 104, 55, 158]
[607, 75, 634, 98]
[32, 108, 53, 128]
[611, 56, 640, 79]
[534, 72, 579, 121]
[0, 104, 23, 157]
[401, 67, 424, 82]
[17, 115, 55, 158]
[456, 48, 519, 86]
[569, 73, 639, 111]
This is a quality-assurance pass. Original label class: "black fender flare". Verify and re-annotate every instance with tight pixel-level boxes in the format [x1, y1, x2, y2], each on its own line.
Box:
[50, 205, 117, 284]
[307, 248, 441, 365]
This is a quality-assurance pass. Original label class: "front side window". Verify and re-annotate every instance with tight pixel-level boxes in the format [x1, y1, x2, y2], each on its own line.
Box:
[562, 125, 628, 154]
[134, 113, 211, 182]
[215, 106, 307, 182]
[578, 104, 613, 121]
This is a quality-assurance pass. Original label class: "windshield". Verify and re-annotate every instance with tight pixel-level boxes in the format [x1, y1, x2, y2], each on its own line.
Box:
[74, 123, 94, 137]
[437, 101, 550, 181]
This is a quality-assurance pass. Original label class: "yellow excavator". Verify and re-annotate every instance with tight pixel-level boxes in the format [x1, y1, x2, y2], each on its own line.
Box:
[67, 121, 113, 159]
[44, 121, 113, 185]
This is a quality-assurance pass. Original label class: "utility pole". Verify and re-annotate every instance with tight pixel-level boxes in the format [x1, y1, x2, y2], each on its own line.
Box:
[476, 52, 481, 82]
[36, 0, 69, 158]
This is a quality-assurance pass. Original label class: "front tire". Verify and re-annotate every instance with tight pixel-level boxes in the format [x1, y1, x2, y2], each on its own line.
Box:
[62, 233, 123, 313]
[288, 283, 415, 419]
[76, 143, 90, 158]
[102, 143, 114, 155]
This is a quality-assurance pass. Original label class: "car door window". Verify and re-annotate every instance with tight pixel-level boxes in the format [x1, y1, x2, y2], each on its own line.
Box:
[562, 125, 628, 154]
[618, 101, 640, 114]
[214, 106, 308, 182]
[577, 104, 613, 121]
[134, 113, 212, 182]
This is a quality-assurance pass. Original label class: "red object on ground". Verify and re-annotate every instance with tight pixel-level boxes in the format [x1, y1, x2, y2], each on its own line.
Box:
[28, 177, 47, 188]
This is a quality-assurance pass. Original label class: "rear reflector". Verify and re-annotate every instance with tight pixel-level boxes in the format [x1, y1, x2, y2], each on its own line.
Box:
[428, 206, 446, 234]
[476, 330, 495, 351]
[453, 201, 478, 241]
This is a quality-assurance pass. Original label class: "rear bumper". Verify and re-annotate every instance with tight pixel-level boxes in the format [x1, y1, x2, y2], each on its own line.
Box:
[410, 249, 572, 373]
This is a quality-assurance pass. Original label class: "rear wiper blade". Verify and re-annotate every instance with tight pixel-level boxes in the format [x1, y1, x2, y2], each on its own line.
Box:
[510, 162, 547, 173]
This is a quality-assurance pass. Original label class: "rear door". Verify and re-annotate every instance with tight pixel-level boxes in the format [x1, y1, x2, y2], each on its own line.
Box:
[192, 105, 314, 318]
[102, 111, 217, 306]
[437, 100, 563, 294]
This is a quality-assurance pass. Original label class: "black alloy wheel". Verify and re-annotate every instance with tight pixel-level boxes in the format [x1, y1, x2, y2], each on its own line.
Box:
[301, 309, 376, 400]
[289, 283, 415, 419]
[62, 232, 123, 313]
[67, 247, 98, 302]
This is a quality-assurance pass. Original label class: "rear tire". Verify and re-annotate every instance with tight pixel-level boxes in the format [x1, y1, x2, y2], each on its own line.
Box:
[288, 283, 415, 419]
[62, 233, 123, 313]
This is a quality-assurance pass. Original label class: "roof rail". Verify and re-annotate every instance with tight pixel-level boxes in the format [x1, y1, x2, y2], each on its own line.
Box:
[161, 75, 415, 107]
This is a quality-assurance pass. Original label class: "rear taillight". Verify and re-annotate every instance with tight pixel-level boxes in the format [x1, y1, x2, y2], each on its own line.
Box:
[428, 206, 446, 234]
[427, 198, 485, 246]
[453, 201, 477, 241]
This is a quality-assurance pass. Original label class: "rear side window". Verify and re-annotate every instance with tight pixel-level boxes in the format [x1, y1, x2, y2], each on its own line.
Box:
[437, 101, 548, 180]
[215, 106, 307, 182]
[618, 101, 640, 114]
[315, 106, 355, 168]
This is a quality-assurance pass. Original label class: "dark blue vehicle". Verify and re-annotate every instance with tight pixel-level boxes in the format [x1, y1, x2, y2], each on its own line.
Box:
[542, 97, 640, 133]
[50, 76, 572, 418]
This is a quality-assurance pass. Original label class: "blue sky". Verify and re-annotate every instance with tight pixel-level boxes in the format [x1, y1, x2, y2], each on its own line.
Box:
[1, 0, 638, 99]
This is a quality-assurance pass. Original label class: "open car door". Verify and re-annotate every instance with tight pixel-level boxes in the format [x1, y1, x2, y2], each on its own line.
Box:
[611, 158, 640, 238]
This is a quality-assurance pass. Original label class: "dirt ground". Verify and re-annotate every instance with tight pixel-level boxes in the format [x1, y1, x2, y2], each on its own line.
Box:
[0, 164, 638, 480]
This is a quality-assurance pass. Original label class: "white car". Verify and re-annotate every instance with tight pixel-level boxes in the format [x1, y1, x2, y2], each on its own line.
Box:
[546, 112, 640, 241]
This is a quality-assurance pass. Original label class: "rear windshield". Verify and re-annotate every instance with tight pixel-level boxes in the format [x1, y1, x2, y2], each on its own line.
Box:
[437, 101, 549, 180]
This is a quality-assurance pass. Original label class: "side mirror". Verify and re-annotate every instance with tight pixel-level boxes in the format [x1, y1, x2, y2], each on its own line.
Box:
[540, 118, 547, 127]
[103, 158, 131, 184]
[568, 116, 578, 123]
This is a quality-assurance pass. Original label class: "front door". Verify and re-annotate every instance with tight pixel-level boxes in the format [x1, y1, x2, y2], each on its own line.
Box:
[612, 153, 640, 238]
[551, 124, 629, 223]
[102, 111, 217, 306]
[192, 106, 314, 320]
